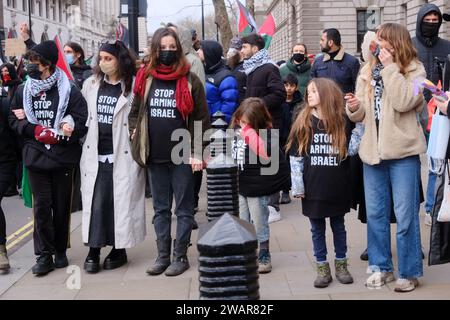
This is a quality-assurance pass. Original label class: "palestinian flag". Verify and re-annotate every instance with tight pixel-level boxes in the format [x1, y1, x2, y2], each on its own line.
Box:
[53, 36, 74, 81]
[258, 14, 276, 49]
[237, 0, 258, 35]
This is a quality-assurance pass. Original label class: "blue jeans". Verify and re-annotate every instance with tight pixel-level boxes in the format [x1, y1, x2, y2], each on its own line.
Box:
[363, 156, 423, 279]
[239, 195, 270, 244]
[425, 170, 437, 213]
[148, 163, 194, 248]
[309, 216, 347, 263]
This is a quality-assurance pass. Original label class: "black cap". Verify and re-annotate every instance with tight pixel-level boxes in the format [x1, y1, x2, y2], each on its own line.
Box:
[30, 41, 59, 65]
[444, 11, 450, 21]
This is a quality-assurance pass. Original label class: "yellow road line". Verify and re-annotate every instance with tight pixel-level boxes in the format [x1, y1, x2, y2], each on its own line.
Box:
[6, 227, 34, 251]
[6, 220, 34, 241]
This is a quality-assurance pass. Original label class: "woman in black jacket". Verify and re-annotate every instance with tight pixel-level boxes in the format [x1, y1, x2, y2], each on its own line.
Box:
[0, 64, 20, 272]
[9, 40, 88, 277]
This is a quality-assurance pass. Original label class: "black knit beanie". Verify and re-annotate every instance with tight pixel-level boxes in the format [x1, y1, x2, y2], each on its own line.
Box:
[29, 41, 59, 65]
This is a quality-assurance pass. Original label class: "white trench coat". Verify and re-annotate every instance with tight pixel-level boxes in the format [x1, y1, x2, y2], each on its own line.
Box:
[80, 77, 146, 248]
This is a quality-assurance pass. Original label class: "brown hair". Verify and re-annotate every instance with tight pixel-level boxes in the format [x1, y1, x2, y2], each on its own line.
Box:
[286, 78, 347, 159]
[292, 43, 308, 55]
[231, 98, 273, 132]
[364, 23, 418, 101]
[145, 27, 189, 75]
[376, 23, 417, 75]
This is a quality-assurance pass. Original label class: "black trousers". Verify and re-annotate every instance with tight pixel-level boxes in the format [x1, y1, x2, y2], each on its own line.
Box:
[0, 163, 15, 245]
[193, 170, 203, 210]
[28, 168, 74, 255]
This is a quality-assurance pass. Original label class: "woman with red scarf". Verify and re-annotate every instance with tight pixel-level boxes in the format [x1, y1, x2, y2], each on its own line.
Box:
[129, 27, 210, 277]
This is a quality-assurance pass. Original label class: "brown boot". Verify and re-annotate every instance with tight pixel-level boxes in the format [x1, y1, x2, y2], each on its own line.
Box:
[335, 258, 354, 284]
[314, 262, 332, 288]
[0, 245, 10, 272]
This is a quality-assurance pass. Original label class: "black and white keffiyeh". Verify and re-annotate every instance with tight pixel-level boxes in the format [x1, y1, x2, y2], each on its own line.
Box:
[372, 63, 384, 127]
[23, 67, 71, 133]
[243, 49, 275, 76]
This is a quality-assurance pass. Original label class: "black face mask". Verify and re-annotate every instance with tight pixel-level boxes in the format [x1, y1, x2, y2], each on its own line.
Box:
[421, 22, 440, 38]
[26, 63, 43, 80]
[293, 53, 305, 63]
[159, 50, 177, 66]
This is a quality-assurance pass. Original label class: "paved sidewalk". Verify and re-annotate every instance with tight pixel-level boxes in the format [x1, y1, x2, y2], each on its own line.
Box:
[1, 161, 450, 300]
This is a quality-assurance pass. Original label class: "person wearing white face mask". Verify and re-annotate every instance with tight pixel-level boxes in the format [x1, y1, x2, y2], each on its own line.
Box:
[80, 40, 145, 274]
[63, 42, 93, 90]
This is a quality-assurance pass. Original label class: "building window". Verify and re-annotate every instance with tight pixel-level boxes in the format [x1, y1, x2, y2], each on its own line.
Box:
[58, 0, 63, 22]
[22, 0, 27, 12]
[45, 0, 49, 19]
[30, 0, 35, 14]
[357, 9, 381, 53]
[38, 0, 42, 16]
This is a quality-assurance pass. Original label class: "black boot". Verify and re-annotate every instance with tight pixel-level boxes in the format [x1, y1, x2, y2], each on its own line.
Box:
[103, 248, 127, 270]
[165, 240, 190, 277]
[32, 254, 55, 276]
[84, 248, 101, 273]
[55, 251, 69, 268]
[147, 239, 171, 276]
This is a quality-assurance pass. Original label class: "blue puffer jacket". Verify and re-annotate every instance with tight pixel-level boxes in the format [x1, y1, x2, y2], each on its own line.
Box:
[205, 64, 239, 124]
[201, 40, 239, 124]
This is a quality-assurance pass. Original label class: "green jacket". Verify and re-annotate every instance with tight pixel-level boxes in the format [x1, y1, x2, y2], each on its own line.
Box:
[280, 59, 311, 96]
[128, 72, 210, 167]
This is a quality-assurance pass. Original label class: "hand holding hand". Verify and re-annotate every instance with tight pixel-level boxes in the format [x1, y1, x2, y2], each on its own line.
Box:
[189, 157, 204, 172]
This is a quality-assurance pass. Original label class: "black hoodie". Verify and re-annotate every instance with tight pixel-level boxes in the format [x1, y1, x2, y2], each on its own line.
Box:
[412, 4, 450, 101]
[70, 64, 92, 90]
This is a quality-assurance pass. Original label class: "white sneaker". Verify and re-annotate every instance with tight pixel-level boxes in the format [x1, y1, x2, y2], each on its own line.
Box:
[268, 206, 281, 224]
[425, 213, 432, 227]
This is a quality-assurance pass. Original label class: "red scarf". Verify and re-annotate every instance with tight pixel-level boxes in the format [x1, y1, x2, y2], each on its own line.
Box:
[134, 64, 194, 120]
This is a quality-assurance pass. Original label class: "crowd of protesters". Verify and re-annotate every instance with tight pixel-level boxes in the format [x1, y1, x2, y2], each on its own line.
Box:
[0, 3, 450, 295]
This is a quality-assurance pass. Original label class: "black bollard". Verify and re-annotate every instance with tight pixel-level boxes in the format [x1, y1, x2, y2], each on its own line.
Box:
[206, 114, 239, 221]
[198, 213, 260, 300]
[211, 111, 226, 123]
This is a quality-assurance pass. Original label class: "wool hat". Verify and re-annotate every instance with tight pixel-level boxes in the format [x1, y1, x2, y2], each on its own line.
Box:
[99, 42, 120, 59]
[29, 41, 59, 65]
[230, 36, 243, 50]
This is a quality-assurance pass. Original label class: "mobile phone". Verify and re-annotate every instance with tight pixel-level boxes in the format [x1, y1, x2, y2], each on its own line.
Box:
[370, 40, 381, 58]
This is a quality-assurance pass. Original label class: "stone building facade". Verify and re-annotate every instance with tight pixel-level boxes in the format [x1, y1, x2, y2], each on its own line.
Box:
[2, 0, 120, 56]
[256, 0, 450, 62]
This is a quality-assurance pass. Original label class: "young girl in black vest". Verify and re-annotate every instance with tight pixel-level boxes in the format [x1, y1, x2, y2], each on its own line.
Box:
[231, 98, 290, 274]
[287, 78, 361, 288]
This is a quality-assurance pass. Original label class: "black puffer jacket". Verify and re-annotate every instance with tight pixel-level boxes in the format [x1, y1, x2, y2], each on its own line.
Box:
[0, 90, 17, 164]
[412, 4, 450, 102]
[245, 63, 286, 129]
[71, 64, 92, 90]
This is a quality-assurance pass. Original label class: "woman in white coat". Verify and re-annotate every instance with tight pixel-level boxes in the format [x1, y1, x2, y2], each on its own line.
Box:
[80, 41, 146, 273]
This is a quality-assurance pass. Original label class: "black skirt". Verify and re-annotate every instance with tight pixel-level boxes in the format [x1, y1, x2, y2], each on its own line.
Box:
[302, 199, 350, 219]
[87, 161, 115, 248]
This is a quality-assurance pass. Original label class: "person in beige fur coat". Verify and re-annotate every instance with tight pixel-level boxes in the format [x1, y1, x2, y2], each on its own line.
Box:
[345, 23, 427, 293]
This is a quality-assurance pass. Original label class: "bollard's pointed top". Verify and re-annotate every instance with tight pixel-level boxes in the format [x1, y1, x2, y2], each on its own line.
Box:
[197, 213, 257, 255]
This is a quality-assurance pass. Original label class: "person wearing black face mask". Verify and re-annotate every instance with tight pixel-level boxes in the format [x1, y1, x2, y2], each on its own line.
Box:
[128, 27, 210, 277]
[280, 44, 311, 96]
[412, 4, 450, 229]
[8, 41, 88, 277]
[0, 64, 23, 199]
